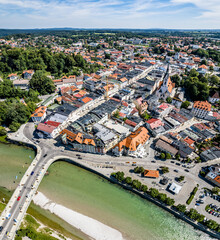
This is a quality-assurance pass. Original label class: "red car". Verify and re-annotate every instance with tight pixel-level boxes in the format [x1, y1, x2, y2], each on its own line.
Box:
[17, 196, 21, 201]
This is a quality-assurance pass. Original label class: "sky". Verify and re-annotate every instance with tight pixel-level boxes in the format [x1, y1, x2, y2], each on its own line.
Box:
[0, 0, 219, 29]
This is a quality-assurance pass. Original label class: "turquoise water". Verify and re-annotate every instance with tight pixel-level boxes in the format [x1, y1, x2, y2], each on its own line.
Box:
[39, 161, 213, 240]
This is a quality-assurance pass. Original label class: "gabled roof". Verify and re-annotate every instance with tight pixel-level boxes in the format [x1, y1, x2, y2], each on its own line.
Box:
[144, 170, 159, 178]
[193, 101, 211, 112]
[31, 106, 47, 118]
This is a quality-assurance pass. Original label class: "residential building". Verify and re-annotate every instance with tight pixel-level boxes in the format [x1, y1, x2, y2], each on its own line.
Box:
[112, 127, 149, 157]
[191, 101, 212, 119]
[31, 106, 47, 122]
[23, 70, 34, 79]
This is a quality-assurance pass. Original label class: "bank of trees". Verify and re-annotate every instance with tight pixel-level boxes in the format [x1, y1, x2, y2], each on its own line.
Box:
[0, 98, 38, 132]
[0, 47, 101, 77]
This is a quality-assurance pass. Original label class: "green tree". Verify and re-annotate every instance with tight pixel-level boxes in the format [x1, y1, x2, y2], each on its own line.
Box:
[9, 122, 20, 132]
[178, 176, 185, 182]
[166, 97, 172, 104]
[165, 197, 175, 206]
[157, 193, 167, 202]
[205, 220, 218, 230]
[132, 179, 142, 190]
[141, 185, 148, 193]
[161, 166, 169, 174]
[187, 208, 199, 220]
[149, 188, 159, 198]
[209, 75, 219, 86]
[29, 71, 55, 95]
[171, 74, 181, 87]
[176, 204, 186, 213]
[165, 153, 172, 159]
[0, 126, 6, 136]
[160, 153, 166, 159]
[212, 187, 220, 195]
[124, 177, 132, 185]
[181, 101, 190, 109]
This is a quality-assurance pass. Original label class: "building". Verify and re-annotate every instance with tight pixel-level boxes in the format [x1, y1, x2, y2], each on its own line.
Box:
[37, 123, 58, 138]
[23, 70, 34, 79]
[209, 91, 220, 104]
[31, 106, 47, 122]
[144, 169, 159, 178]
[191, 101, 212, 119]
[8, 73, 18, 81]
[112, 127, 149, 158]
[155, 139, 178, 156]
[168, 182, 182, 195]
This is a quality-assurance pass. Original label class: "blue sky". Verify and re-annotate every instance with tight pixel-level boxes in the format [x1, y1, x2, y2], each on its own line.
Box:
[0, 0, 219, 29]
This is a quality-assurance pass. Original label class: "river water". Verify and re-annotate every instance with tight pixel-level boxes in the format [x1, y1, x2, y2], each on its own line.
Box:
[0, 144, 214, 240]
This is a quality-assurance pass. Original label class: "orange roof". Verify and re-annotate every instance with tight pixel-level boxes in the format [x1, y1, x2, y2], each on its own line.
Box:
[214, 176, 220, 184]
[119, 77, 127, 82]
[83, 138, 96, 146]
[81, 97, 93, 104]
[8, 73, 17, 77]
[199, 64, 208, 69]
[144, 170, 159, 178]
[167, 77, 175, 93]
[60, 129, 83, 144]
[193, 101, 211, 112]
[31, 106, 47, 118]
[23, 70, 34, 74]
[114, 127, 149, 152]
[184, 136, 195, 146]
[56, 96, 62, 102]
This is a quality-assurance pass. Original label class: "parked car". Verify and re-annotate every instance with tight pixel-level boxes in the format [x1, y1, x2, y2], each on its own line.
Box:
[17, 196, 21, 201]
[174, 169, 179, 173]
[0, 226, 3, 232]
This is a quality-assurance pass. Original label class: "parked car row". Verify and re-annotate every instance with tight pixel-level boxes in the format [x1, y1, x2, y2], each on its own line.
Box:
[207, 209, 220, 218]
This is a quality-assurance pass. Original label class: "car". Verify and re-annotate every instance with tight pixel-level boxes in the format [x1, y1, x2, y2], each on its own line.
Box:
[76, 154, 80, 156]
[31, 171, 34, 176]
[0, 226, 3, 232]
[184, 169, 189, 172]
[195, 203, 200, 206]
[176, 163, 181, 166]
[151, 160, 156, 163]
[132, 164, 136, 166]
[171, 161, 174, 163]
[78, 156, 82, 159]
[6, 213, 11, 219]
[17, 196, 21, 201]
[6, 231, 9, 236]
[174, 169, 179, 173]
[43, 154, 47, 158]
[13, 219, 17, 223]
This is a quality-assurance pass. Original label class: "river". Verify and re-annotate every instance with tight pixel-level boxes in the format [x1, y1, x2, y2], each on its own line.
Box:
[0, 143, 214, 240]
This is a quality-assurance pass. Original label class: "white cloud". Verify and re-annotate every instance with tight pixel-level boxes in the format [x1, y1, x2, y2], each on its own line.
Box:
[171, 0, 220, 22]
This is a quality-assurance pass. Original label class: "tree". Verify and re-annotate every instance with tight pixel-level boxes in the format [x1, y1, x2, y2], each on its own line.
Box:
[205, 220, 218, 230]
[161, 166, 169, 174]
[165, 197, 175, 206]
[197, 214, 205, 223]
[29, 71, 55, 95]
[209, 75, 219, 86]
[141, 185, 148, 193]
[0, 126, 6, 136]
[165, 153, 172, 159]
[166, 97, 172, 104]
[9, 122, 20, 132]
[171, 74, 181, 87]
[160, 153, 166, 159]
[176, 204, 186, 213]
[212, 187, 220, 195]
[187, 208, 199, 220]
[142, 111, 152, 120]
[157, 193, 167, 202]
[178, 176, 185, 182]
[132, 179, 142, 190]
[113, 110, 120, 118]
[181, 101, 190, 109]
[149, 188, 159, 198]
[124, 177, 132, 185]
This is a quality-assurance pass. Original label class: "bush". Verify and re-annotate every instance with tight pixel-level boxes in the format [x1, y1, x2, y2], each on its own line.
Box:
[178, 176, 185, 182]
[212, 187, 220, 195]
[0, 126, 6, 136]
[186, 186, 198, 205]
[166, 97, 172, 103]
[165, 153, 172, 159]
[176, 204, 186, 213]
[161, 166, 169, 174]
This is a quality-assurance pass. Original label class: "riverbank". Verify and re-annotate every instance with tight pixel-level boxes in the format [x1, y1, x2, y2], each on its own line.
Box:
[33, 192, 124, 240]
